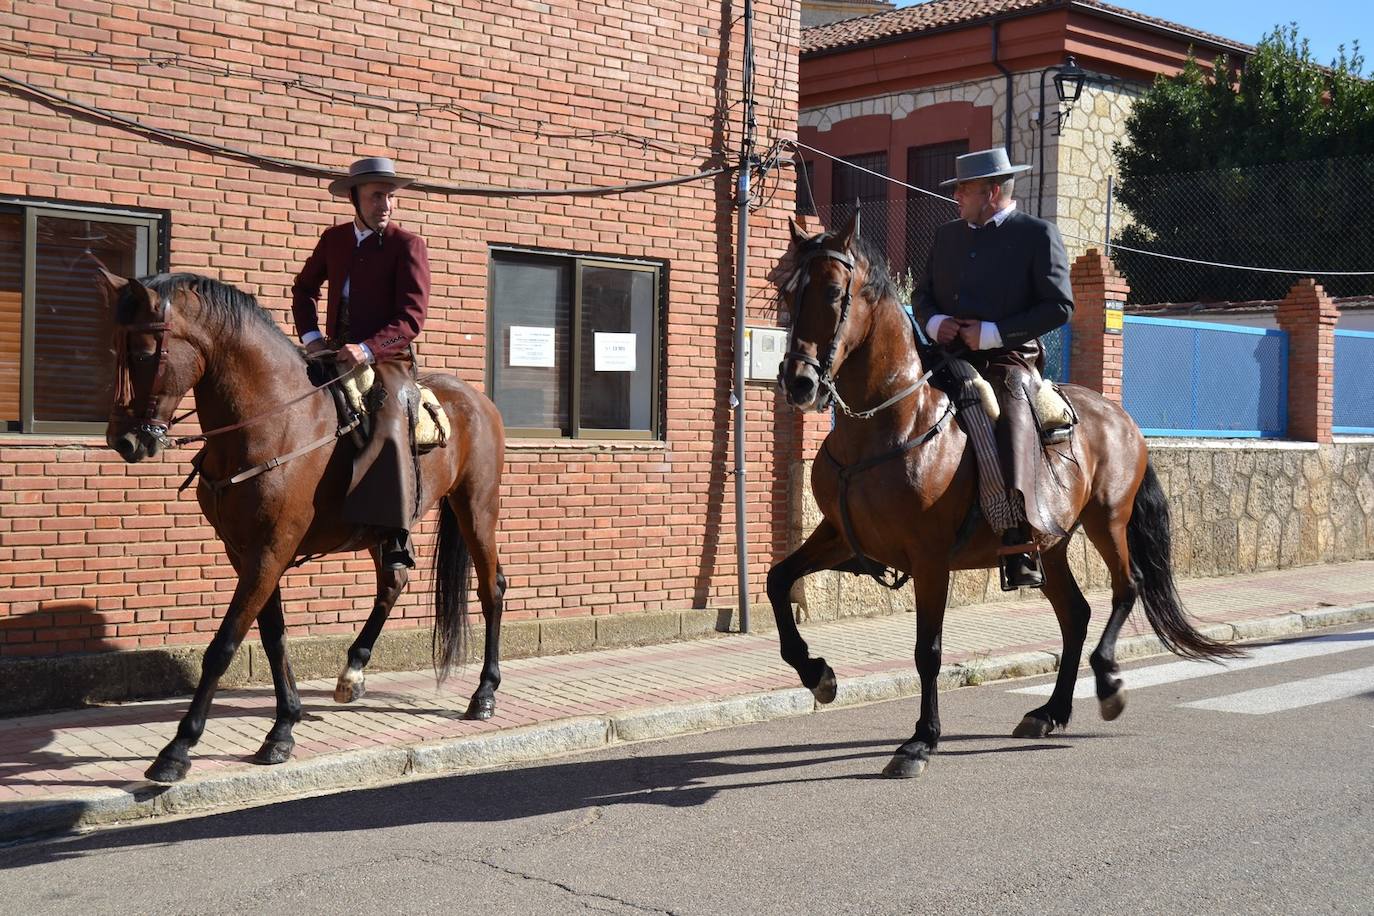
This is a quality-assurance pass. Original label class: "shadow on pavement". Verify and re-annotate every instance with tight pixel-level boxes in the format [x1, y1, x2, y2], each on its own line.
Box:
[1, 733, 1080, 866]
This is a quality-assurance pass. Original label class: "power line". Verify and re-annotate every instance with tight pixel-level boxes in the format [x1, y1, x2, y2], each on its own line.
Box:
[0, 39, 722, 161]
[0, 70, 729, 198]
[788, 139, 1374, 277]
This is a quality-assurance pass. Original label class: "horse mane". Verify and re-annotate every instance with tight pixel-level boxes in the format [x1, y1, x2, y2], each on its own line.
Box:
[788, 228, 901, 307]
[134, 273, 300, 353]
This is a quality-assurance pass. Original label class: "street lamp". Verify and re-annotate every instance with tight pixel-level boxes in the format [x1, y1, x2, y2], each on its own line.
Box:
[1036, 55, 1088, 217]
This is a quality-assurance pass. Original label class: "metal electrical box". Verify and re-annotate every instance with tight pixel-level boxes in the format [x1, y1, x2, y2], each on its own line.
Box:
[745, 327, 788, 381]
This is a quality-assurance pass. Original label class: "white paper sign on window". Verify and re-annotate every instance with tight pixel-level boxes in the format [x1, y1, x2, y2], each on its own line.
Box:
[509, 326, 556, 368]
[594, 332, 636, 372]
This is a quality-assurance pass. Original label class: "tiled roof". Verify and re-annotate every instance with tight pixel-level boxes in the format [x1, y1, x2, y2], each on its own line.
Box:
[802, 0, 1252, 57]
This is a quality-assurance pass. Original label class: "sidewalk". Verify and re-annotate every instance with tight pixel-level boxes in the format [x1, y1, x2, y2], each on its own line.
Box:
[4, 560, 1374, 841]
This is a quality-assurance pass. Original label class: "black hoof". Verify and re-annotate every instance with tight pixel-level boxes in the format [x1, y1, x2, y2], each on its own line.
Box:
[881, 751, 929, 779]
[464, 696, 495, 720]
[1012, 714, 1056, 739]
[253, 738, 295, 766]
[810, 663, 838, 705]
[1099, 690, 1126, 721]
[145, 754, 191, 784]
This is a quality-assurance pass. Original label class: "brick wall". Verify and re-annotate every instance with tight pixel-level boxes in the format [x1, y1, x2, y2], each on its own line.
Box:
[0, 0, 802, 655]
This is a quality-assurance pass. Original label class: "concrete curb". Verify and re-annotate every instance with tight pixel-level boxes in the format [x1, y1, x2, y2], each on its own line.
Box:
[5, 602, 1373, 843]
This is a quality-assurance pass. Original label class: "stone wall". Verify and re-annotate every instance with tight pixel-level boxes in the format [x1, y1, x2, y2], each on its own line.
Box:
[1044, 76, 1146, 259]
[791, 439, 1374, 621]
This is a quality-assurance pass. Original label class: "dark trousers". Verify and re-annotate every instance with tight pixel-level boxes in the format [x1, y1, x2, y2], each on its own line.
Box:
[344, 354, 419, 533]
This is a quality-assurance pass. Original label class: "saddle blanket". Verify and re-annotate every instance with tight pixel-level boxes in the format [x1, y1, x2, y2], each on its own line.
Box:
[342, 366, 450, 448]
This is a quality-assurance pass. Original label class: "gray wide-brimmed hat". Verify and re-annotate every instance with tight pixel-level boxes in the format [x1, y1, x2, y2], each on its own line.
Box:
[939, 148, 1032, 188]
[327, 157, 415, 197]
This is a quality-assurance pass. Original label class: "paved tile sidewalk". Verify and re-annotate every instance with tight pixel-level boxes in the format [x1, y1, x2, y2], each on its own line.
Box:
[3, 560, 1374, 831]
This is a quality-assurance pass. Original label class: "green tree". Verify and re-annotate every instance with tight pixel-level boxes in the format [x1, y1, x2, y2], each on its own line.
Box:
[1112, 26, 1374, 303]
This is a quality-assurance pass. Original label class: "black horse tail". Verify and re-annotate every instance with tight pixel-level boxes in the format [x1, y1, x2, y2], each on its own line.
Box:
[1127, 462, 1242, 660]
[432, 498, 473, 682]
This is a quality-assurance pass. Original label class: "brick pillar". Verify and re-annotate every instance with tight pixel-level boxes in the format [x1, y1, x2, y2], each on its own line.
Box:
[1068, 248, 1128, 402]
[1275, 278, 1340, 443]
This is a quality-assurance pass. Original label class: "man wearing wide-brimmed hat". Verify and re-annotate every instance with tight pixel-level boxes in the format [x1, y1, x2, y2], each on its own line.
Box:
[292, 156, 431, 570]
[913, 147, 1074, 590]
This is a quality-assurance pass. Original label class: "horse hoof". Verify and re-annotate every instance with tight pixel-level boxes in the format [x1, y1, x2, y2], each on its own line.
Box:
[811, 664, 838, 705]
[334, 670, 366, 704]
[881, 753, 928, 779]
[253, 739, 295, 766]
[1099, 690, 1126, 721]
[464, 697, 495, 720]
[1012, 715, 1055, 739]
[145, 755, 191, 784]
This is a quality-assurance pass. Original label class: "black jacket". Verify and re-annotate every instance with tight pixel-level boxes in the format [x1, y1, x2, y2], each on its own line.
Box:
[913, 208, 1073, 355]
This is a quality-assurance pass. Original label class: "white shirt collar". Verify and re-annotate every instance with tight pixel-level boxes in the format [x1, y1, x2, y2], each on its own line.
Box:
[353, 222, 374, 244]
[968, 200, 1017, 230]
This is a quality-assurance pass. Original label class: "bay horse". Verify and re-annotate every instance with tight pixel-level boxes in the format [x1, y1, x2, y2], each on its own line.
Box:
[100, 268, 507, 784]
[771, 214, 1239, 779]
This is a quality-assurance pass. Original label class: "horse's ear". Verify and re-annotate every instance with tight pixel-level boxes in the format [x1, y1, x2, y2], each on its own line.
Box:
[835, 201, 861, 251]
[788, 216, 811, 248]
[92, 258, 128, 307]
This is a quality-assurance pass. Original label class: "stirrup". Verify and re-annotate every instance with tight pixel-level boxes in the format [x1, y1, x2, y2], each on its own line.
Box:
[381, 531, 415, 570]
[999, 552, 1044, 591]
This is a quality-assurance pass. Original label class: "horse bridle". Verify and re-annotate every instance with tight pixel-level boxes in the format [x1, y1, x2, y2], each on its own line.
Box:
[782, 246, 856, 403]
[783, 246, 937, 421]
[112, 295, 180, 448]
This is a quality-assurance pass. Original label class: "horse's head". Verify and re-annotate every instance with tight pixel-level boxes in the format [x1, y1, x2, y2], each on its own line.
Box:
[778, 210, 875, 412]
[99, 269, 199, 462]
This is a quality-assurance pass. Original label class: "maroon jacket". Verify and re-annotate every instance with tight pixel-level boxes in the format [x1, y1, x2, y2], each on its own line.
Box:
[291, 221, 430, 362]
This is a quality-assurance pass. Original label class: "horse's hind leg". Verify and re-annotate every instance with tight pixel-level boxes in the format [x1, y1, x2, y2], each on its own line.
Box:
[452, 485, 506, 721]
[1013, 543, 1090, 738]
[1082, 511, 1138, 721]
[254, 589, 302, 765]
[335, 548, 409, 703]
[765, 520, 853, 703]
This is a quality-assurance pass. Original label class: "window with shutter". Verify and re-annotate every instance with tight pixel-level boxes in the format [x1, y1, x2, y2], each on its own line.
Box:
[0, 200, 166, 434]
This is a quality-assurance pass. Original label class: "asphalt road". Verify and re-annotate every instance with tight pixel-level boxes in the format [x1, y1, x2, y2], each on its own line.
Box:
[3, 624, 1372, 915]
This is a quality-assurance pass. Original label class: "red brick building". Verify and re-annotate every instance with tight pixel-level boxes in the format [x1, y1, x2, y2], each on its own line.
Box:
[0, 0, 802, 692]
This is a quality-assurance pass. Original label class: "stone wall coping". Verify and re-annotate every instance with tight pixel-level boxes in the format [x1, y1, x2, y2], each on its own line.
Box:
[1146, 438, 1321, 451]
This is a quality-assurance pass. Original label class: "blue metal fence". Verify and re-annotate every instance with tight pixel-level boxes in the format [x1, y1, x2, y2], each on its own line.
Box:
[1042, 324, 1071, 383]
[1122, 316, 1288, 437]
[1334, 330, 1374, 434]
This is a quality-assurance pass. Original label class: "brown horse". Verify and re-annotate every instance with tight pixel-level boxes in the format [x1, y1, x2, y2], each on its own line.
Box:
[771, 215, 1239, 779]
[100, 269, 507, 784]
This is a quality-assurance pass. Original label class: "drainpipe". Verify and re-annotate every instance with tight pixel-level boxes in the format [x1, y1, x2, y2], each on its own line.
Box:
[991, 21, 1015, 152]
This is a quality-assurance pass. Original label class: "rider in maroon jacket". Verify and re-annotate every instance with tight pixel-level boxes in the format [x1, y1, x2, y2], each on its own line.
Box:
[292, 157, 430, 570]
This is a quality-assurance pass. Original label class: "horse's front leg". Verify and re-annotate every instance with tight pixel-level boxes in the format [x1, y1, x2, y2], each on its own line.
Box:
[766, 520, 853, 704]
[883, 574, 949, 778]
[147, 552, 293, 783]
[254, 589, 302, 764]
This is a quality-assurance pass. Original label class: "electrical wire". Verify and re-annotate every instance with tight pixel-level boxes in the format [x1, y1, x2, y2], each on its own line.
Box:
[787, 139, 1374, 277]
[0, 70, 730, 198]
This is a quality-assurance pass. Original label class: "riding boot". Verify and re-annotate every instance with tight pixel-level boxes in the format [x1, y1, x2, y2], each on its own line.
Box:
[998, 525, 1043, 591]
[381, 529, 415, 571]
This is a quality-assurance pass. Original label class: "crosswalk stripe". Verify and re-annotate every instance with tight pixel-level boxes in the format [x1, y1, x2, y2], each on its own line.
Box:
[1008, 626, 1374, 699]
[1180, 664, 1374, 715]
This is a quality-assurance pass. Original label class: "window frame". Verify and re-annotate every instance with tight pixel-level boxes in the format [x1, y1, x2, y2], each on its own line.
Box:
[486, 246, 665, 442]
[2, 196, 170, 436]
